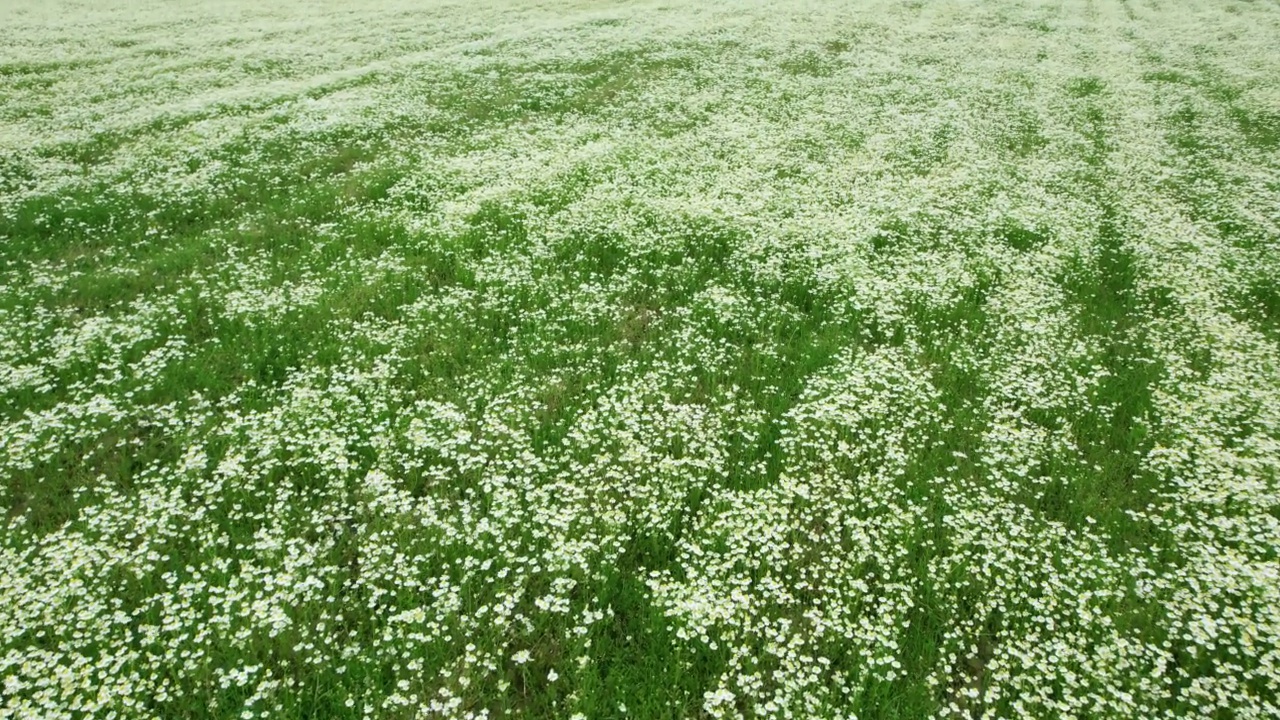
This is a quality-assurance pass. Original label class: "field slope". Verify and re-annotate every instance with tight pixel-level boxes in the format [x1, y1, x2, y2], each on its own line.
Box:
[2, 0, 1279, 718]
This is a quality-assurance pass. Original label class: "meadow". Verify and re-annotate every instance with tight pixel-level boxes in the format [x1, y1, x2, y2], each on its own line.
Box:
[1, 0, 1279, 717]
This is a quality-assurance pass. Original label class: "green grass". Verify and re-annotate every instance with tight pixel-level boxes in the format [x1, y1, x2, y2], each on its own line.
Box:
[3, 0, 1280, 718]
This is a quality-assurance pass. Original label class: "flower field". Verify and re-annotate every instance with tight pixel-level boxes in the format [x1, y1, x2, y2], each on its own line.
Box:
[2, 0, 1279, 717]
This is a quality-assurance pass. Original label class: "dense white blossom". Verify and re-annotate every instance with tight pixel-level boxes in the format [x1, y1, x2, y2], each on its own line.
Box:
[1, 0, 1278, 718]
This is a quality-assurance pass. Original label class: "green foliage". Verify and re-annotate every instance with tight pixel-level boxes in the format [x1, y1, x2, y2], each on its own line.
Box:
[2, 0, 1279, 718]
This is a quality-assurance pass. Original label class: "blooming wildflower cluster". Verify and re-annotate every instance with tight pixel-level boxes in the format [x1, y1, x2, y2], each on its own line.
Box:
[2, 0, 1279, 718]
